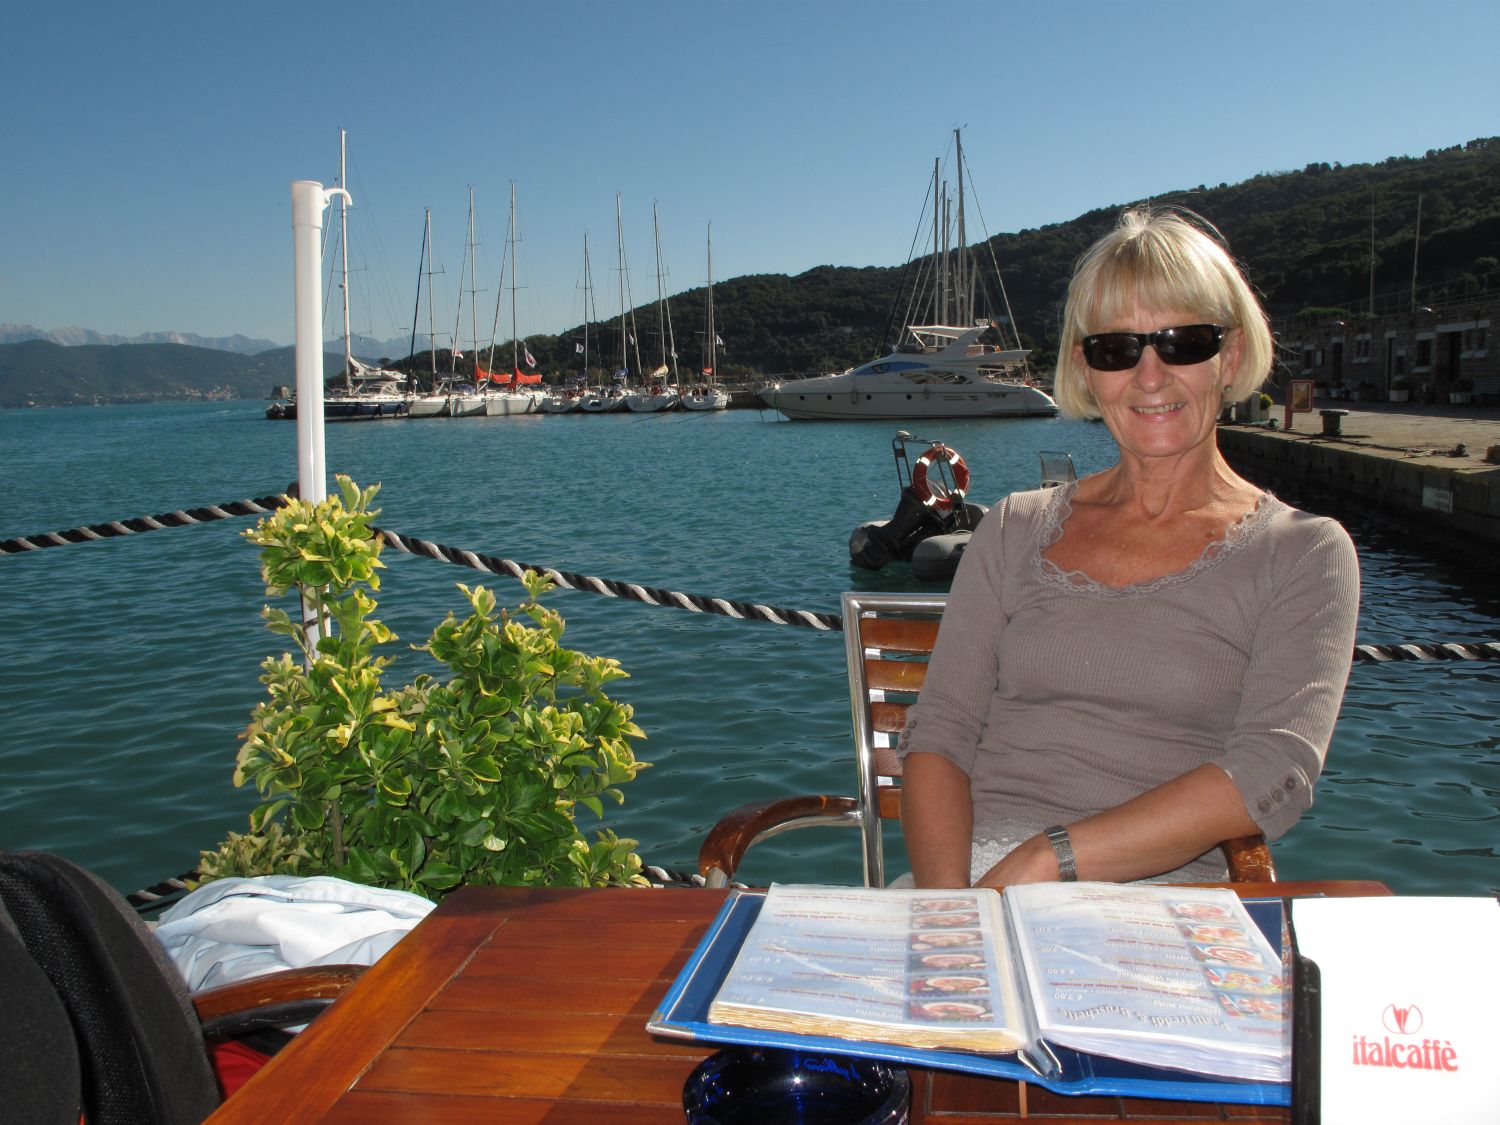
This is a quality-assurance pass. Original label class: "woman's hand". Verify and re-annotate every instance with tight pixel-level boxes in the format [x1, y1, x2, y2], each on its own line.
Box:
[974, 833, 1063, 889]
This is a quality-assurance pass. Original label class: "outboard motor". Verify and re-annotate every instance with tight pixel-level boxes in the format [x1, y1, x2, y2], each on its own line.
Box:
[850, 486, 954, 570]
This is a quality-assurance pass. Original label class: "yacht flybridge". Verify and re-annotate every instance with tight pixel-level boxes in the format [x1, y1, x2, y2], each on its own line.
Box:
[758, 322, 1056, 420]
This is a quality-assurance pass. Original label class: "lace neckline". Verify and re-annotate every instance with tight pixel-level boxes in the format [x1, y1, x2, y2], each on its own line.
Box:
[1033, 480, 1281, 598]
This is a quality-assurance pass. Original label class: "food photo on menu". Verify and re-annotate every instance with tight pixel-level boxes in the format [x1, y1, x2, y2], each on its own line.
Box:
[912, 951, 986, 971]
[909, 974, 990, 995]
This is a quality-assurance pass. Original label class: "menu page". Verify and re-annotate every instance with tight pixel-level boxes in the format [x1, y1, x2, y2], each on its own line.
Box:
[708, 884, 1025, 1053]
[1004, 883, 1290, 1082]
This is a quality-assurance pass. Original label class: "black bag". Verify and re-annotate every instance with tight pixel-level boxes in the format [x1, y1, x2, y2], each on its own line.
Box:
[0, 850, 219, 1125]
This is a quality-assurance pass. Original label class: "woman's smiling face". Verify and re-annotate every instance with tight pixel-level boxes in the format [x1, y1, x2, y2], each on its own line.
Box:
[1079, 306, 1241, 463]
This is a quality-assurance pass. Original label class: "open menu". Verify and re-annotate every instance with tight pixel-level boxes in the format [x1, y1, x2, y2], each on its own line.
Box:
[696, 883, 1289, 1086]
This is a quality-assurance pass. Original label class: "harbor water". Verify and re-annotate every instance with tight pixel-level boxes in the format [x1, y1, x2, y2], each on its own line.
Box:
[1, 403, 1496, 898]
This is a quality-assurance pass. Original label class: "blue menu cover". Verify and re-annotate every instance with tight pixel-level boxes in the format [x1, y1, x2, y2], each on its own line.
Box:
[647, 890, 1291, 1106]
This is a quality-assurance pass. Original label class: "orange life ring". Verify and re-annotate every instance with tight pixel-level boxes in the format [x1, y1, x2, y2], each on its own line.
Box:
[910, 445, 970, 510]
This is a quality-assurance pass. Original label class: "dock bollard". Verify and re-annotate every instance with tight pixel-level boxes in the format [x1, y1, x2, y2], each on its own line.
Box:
[1319, 408, 1350, 437]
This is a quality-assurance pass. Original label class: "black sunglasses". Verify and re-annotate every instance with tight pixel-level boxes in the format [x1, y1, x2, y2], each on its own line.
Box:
[1080, 324, 1226, 372]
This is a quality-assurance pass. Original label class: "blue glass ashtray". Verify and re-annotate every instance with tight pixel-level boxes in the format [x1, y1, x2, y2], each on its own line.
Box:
[683, 1046, 911, 1124]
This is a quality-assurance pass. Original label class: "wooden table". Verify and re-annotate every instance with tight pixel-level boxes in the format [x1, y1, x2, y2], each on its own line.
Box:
[204, 880, 1390, 1124]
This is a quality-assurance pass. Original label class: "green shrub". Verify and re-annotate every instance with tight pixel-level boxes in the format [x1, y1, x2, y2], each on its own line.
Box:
[199, 477, 650, 897]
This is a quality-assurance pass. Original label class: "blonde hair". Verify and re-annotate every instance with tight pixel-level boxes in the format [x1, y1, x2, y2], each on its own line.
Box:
[1053, 206, 1273, 420]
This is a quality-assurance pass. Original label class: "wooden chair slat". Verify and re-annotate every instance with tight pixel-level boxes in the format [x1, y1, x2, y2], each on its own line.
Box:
[858, 617, 939, 654]
[870, 700, 910, 735]
[864, 659, 928, 692]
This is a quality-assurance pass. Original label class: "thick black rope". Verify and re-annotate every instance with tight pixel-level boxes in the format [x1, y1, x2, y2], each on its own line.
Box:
[0, 495, 291, 553]
[6, 492, 1498, 657]
[371, 525, 840, 631]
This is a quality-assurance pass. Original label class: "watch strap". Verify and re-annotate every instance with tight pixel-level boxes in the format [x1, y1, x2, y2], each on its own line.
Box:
[1044, 824, 1077, 882]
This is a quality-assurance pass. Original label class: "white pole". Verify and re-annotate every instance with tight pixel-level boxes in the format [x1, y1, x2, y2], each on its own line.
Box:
[291, 178, 349, 507]
[291, 177, 350, 659]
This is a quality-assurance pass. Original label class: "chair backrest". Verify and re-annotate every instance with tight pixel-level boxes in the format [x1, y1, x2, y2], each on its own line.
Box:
[0, 851, 220, 1125]
[842, 590, 949, 887]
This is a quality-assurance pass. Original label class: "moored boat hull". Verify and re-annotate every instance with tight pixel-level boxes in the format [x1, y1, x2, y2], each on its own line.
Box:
[680, 386, 731, 411]
[761, 381, 1056, 420]
[483, 392, 536, 417]
[623, 390, 680, 413]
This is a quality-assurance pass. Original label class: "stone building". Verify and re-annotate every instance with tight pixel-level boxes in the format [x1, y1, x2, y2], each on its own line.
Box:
[1272, 291, 1495, 406]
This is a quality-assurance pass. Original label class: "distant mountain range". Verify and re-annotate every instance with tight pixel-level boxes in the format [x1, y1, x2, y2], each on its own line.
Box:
[0, 324, 407, 361]
[0, 340, 345, 409]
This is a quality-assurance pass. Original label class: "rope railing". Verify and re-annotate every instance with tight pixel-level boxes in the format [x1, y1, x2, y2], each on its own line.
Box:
[5, 491, 1498, 659]
[372, 525, 839, 631]
[0, 495, 291, 553]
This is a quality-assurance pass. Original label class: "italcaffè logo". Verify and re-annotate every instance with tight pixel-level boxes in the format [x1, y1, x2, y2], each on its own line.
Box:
[1351, 1002, 1458, 1071]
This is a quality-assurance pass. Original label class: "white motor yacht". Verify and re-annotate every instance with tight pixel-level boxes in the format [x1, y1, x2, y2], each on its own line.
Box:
[758, 323, 1056, 421]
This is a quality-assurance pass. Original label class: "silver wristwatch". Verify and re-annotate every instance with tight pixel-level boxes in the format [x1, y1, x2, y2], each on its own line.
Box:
[1044, 824, 1077, 882]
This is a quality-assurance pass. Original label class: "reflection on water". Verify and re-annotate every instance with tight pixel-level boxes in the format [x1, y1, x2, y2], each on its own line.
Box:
[0, 404, 1495, 898]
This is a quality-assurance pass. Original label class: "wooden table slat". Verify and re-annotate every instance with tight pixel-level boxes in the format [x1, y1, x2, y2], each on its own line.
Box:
[320, 1091, 681, 1125]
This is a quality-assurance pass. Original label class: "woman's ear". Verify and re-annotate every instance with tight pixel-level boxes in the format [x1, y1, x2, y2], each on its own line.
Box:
[1220, 327, 1245, 387]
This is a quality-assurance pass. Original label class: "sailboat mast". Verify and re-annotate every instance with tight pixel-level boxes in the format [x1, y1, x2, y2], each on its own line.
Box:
[510, 182, 519, 375]
[653, 201, 670, 378]
[407, 210, 426, 380]
[582, 233, 592, 382]
[339, 128, 352, 390]
[930, 158, 941, 327]
[942, 186, 952, 325]
[451, 194, 473, 376]
[469, 186, 480, 366]
[705, 222, 716, 381]
[616, 194, 628, 381]
[425, 210, 436, 385]
[955, 127, 969, 326]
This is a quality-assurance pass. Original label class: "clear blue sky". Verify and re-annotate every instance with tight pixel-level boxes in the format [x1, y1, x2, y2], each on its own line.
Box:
[4, 0, 1496, 349]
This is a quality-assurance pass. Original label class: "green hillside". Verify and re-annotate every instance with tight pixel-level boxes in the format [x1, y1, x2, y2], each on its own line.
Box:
[501, 137, 1500, 380]
[0, 343, 337, 409]
[7, 137, 1496, 406]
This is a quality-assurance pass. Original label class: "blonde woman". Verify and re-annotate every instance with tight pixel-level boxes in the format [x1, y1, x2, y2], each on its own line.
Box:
[899, 207, 1359, 889]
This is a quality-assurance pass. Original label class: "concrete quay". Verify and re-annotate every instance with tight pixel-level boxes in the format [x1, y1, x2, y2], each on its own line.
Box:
[1217, 402, 1500, 550]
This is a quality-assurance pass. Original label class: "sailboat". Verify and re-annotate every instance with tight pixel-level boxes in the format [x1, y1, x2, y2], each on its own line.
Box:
[624, 201, 680, 413]
[758, 129, 1056, 422]
[478, 182, 540, 417]
[538, 235, 595, 414]
[323, 129, 409, 421]
[681, 222, 731, 412]
[413, 200, 483, 418]
[405, 209, 452, 419]
[580, 196, 634, 413]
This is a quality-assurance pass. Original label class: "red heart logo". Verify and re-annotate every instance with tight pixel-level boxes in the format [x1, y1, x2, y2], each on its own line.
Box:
[1382, 1003, 1423, 1035]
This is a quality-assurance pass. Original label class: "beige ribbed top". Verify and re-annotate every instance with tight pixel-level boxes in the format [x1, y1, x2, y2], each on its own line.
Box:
[898, 483, 1360, 883]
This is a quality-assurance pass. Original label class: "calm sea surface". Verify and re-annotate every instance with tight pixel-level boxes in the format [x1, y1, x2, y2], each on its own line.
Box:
[1, 403, 1495, 898]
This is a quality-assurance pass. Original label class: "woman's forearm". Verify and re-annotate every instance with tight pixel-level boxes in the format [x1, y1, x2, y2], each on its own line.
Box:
[977, 763, 1260, 888]
[900, 752, 975, 887]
